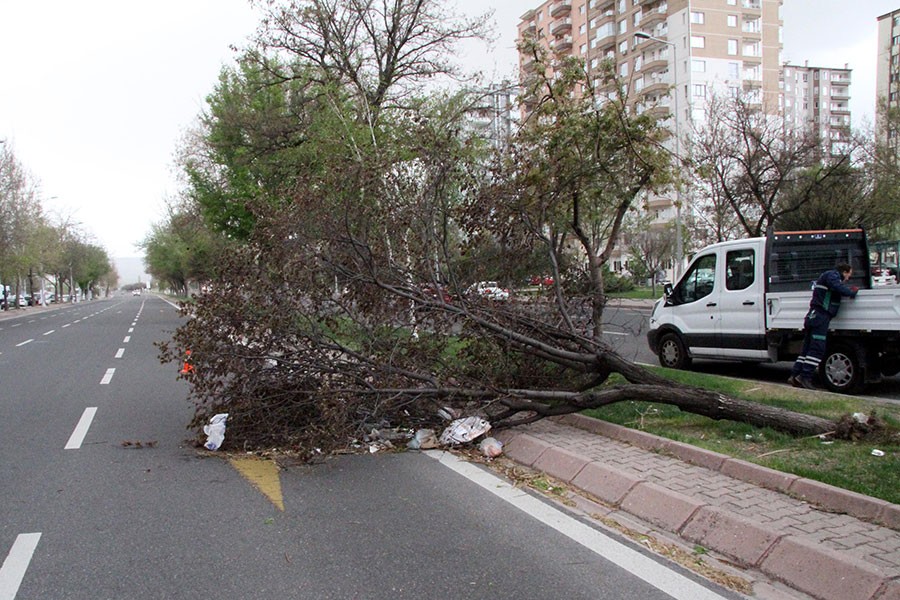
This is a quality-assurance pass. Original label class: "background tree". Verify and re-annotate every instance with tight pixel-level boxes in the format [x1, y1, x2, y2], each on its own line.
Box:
[690, 93, 853, 239]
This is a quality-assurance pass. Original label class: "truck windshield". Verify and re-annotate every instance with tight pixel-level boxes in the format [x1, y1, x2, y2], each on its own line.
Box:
[674, 254, 716, 304]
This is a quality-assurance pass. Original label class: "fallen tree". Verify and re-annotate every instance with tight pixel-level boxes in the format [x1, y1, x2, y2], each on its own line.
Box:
[158, 1, 884, 458]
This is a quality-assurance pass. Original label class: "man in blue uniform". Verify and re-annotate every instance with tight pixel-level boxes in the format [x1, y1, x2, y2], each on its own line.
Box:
[789, 263, 858, 389]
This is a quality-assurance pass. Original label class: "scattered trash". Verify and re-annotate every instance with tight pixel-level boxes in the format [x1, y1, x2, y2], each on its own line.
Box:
[407, 429, 439, 450]
[821, 441, 834, 445]
[852, 412, 868, 424]
[479, 437, 503, 458]
[437, 407, 459, 421]
[744, 434, 753, 440]
[439, 417, 491, 445]
[871, 449, 885, 457]
[203, 413, 229, 451]
[368, 440, 394, 453]
[180, 350, 195, 374]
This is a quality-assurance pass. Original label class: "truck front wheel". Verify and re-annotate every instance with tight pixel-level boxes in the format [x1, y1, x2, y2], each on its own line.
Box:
[658, 333, 692, 370]
[821, 344, 863, 394]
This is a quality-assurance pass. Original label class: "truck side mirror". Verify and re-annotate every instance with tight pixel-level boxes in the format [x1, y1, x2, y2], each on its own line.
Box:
[663, 282, 674, 297]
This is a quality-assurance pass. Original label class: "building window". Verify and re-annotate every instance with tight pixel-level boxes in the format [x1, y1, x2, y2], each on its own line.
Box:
[620, 62, 629, 76]
[727, 62, 739, 79]
[727, 39, 738, 55]
[727, 0, 736, 4]
[619, 40, 628, 53]
[693, 83, 707, 98]
[690, 11, 704, 24]
[691, 35, 705, 48]
[618, 19, 627, 34]
[691, 59, 706, 72]
[727, 14, 737, 27]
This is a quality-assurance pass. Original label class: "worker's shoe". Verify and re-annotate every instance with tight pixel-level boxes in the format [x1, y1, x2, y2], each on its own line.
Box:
[788, 375, 802, 388]
[797, 377, 817, 390]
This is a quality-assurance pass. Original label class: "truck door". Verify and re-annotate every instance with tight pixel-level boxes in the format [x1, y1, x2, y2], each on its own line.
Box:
[669, 253, 719, 355]
[718, 248, 768, 360]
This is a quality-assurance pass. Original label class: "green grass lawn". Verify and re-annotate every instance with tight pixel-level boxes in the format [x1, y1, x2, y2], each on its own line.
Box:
[582, 368, 900, 504]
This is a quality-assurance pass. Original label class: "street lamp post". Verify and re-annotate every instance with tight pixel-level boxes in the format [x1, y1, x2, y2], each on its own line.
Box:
[635, 31, 684, 279]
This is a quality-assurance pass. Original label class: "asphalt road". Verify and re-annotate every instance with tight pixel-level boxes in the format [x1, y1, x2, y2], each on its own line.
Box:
[0, 296, 742, 600]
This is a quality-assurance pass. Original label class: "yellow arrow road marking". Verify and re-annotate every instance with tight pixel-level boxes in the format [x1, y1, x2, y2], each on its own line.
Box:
[229, 457, 285, 511]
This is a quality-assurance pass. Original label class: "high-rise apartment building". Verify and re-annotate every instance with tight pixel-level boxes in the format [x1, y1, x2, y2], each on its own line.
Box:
[517, 0, 784, 276]
[781, 62, 852, 155]
[876, 8, 900, 141]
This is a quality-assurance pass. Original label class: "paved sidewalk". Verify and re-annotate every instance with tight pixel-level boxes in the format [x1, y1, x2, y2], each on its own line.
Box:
[495, 415, 900, 600]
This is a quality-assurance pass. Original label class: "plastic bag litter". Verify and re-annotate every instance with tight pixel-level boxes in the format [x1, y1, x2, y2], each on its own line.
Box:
[479, 437, 503, 458]
[439, 417, 491, 446]
[407, 429, 439, 450]
[852, 412, 868, 424]
[203, 413, 229, 451]
[872, 449, 885, 457]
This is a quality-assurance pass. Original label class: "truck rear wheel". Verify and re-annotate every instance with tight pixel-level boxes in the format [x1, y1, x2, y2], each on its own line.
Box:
[821, 344, 863, 394]
[658, 333, 692, 370]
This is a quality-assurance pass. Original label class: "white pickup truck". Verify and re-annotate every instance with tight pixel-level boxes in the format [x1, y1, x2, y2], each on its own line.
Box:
[647, 229, 900, 393]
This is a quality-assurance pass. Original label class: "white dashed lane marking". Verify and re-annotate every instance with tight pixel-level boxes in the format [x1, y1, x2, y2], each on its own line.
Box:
[0, 532, 41, 600]
[65, 407, 98, 450]
[100, 368, 115, 385]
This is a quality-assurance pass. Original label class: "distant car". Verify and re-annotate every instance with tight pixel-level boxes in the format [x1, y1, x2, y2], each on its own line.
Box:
[872, 267, 897, 286]
[529, 275, 554, 286]
[132, 289, 142, 296]
[16, 295, 28, 307]
[421, 284, 452, 303]
[466, 281, 510, 301]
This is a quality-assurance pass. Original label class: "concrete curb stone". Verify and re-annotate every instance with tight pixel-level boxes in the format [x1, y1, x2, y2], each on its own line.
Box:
[531, 446, 589, 483]
[619, 481, 705, 532]
[680, 505, 783, 567]
[760, 535, 886, 600]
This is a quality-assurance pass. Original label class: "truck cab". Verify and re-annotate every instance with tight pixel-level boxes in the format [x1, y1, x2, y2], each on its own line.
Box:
[649, 238, 767, 369]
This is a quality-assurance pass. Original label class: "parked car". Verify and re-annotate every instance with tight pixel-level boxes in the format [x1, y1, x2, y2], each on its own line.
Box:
[529, 275, 554, 286]
[465, 281, 510, 301]
[872, 267, 898, 286]
[421, 284, 452, 303]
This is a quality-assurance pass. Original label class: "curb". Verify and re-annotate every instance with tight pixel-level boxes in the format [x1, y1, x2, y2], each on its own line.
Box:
[554, 413, 900, 531]
[495, 416, 900, 600]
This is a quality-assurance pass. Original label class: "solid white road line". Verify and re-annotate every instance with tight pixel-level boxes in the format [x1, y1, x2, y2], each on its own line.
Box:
[115, 348, 125, 359]
[427, 451, 730, 600]
[0, 532, 41, 600]
[14, 340, 32, 347]
[100, 368, 115, 385]
[65, 407, 98, 450]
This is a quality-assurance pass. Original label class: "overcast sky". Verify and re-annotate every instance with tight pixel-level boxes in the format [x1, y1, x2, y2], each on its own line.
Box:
[0, 1, 895, 260]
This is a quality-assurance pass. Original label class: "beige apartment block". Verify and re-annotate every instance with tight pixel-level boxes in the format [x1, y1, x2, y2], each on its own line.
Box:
[518, 0, 784, 277]
[877, 8, 900, 142]
[781, 62, 852, 155]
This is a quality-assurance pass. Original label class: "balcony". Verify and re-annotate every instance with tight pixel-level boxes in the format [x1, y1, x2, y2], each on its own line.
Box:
[831, 87, 850, 100]
[641, 57, 669, 74]
[642, 81, 671, 96]
[553, 35, 574, 53]
[551, 17, 572, 35]
[550, 0, 572, 17]
[642, 7, 666, 27]
[742, 0, 761, 9]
